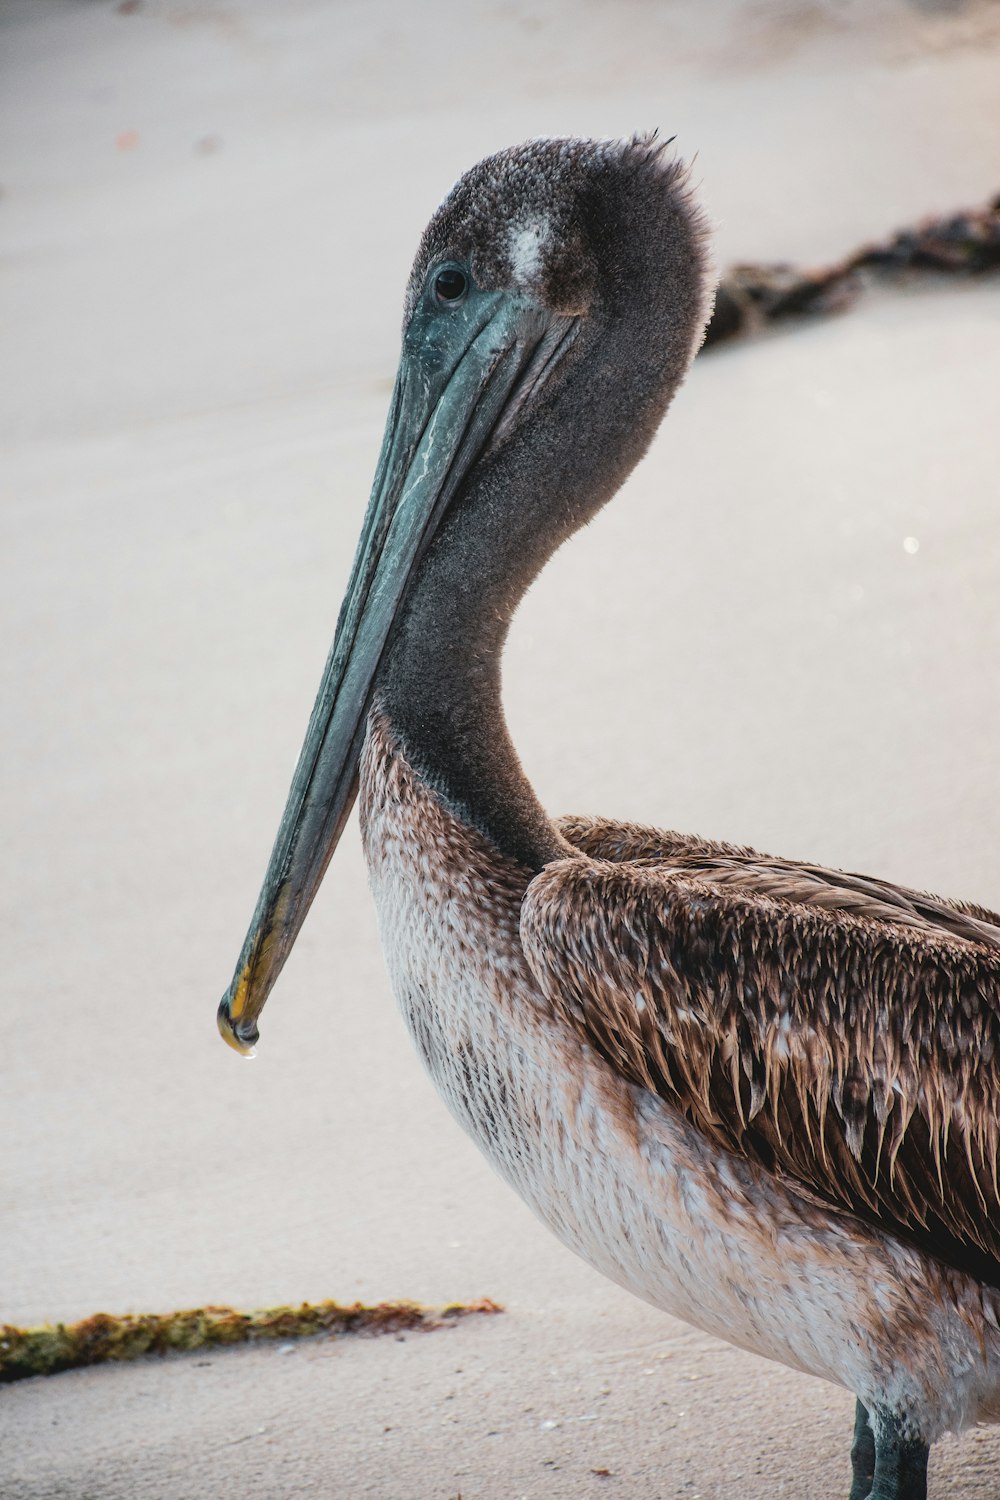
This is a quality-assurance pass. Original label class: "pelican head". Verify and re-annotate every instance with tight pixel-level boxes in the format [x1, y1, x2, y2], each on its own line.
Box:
[217, 134, 712, 1054]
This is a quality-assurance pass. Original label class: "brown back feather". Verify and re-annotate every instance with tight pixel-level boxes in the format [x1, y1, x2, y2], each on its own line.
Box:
[520, 817, 1000, 1286]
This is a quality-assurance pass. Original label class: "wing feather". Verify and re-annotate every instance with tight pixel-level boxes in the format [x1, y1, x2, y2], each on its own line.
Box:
[522, 820, 1000, 1286]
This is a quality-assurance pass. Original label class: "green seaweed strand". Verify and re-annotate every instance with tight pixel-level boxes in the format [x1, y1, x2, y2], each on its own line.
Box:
[0, 1297, 502, 1383]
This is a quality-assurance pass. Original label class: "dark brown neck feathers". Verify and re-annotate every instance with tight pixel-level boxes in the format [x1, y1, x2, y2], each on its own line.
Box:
[378, 151, 711, 870]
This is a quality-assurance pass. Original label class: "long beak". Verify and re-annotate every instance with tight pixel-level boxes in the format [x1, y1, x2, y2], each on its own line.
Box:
[217, 284, 570, 1054]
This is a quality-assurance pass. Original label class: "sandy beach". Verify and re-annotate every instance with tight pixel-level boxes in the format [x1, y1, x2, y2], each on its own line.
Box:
[2, 1, 1000, 1495]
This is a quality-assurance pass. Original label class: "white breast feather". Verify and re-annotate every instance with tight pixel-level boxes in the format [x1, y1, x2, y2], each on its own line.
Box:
[359, 714, 1000, 1442]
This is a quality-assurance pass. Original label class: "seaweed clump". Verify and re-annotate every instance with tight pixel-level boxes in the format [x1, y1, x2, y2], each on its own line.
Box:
[703, 191, 1000, 348]
[0, 1296, 502, 1383]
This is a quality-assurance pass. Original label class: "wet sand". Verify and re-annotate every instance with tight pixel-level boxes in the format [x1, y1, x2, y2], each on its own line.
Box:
[2, 2, 999, 1495]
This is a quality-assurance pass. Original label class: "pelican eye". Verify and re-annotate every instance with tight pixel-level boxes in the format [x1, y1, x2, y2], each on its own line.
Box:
[433, 266, 468, 305]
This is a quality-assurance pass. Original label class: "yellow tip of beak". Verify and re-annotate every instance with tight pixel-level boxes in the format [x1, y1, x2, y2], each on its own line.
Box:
[217, 1001, 257, 1058]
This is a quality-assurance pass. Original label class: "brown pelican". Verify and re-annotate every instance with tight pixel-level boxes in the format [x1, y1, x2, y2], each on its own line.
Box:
[217, 135, 1000, 1499]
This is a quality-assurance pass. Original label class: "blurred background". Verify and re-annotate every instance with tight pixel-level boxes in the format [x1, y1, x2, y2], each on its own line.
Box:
[2, 1, 999, 1496]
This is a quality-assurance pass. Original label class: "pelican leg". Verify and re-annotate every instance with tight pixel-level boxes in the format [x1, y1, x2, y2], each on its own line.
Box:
[859, 1406, 928, 1500]
[848, 1399, 875, 1500]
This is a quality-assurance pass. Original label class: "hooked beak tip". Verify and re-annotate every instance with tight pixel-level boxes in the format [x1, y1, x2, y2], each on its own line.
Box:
[217, 997, 258, 1058]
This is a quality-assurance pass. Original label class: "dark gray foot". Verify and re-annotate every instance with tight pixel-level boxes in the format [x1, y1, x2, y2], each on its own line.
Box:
[848, 1402, 928, 1500]
[849, 1400, 876, 1500]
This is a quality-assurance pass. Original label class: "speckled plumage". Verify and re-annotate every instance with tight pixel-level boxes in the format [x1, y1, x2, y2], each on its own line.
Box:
[361, 710, 1000, 1445]
[525, 822, 1000, 1291]
[371, 138, 1000, 1483]
[370, 139, 1000, 1483]
[381, 135, 713, 869]
[405, 134, 707, 321]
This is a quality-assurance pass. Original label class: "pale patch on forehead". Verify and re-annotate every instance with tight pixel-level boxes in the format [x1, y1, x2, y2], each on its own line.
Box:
[507, 216, 551, 288]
